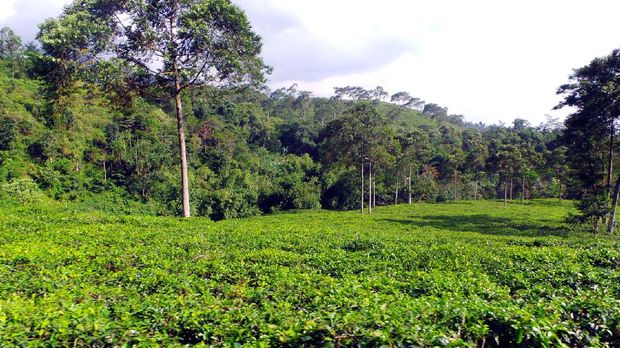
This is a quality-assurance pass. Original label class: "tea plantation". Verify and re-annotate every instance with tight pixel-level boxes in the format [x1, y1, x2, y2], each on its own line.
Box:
[1, 200, 620, 347]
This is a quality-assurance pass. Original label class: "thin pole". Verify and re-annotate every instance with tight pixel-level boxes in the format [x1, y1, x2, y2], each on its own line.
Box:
[368, 162, 373, 214]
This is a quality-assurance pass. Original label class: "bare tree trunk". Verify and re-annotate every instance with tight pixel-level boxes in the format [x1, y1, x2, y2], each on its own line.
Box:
[371, 167, 376, 208]
[174, 87, 191, 218]
[605, 122, 615, 227]
[368, 162, 373, 214]
[522, 176, 525, 203]
[594, 217, 600, 236]
[608, 122, 614, 197]
[373, 176, 376, 208]
[607, 172, 620, 234]
[453, 170, 457, 200]
[558, 178, 562, 203]
[504, 180, 507, 207]
[361, 160, 364, 214]
[371, 176, 375, 208]
[408, 165, 412, 204]
[510, 178, 513, 201]
[103, 160, 107, 181]
[170, 3, 191, 218]
[395, 178, 399, 205]
[10, 52, 16, 80]
[474, 171, 478, 201]
[473, 181, 476, 201]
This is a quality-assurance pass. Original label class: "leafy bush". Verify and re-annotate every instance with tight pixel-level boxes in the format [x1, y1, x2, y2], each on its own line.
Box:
[2, 200, 619, 346]
[0, 177, 44, 203]
[0, 115, 17, 151]
[411, 173, 438, 202]
[567, 193, 609, 233]
[321, 170, 361, 210]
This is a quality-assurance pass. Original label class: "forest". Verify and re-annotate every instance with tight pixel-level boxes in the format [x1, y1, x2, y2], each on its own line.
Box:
[0, 21, 578, 222]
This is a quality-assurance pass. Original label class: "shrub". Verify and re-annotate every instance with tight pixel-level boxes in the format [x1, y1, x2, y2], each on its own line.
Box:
[0, 177, 44, 204]
[0, 115, 17, 151]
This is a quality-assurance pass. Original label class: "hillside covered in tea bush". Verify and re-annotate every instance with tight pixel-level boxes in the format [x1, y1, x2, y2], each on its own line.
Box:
[1, 200, 619, 346]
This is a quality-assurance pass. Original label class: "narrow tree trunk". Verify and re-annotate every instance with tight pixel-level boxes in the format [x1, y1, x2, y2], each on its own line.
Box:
[174, 87, 191, 218]
[361, 160, 364, 214]
[371, 176, 375, 208]
[607, 122, 614, 197]
[504, 181, 507, 207]
[607, 172, 620, 234]
[368, 162, 373, 214]
[395, 178, 399, 205]
[594, 217, 600, 236]
[521, 176, 525, 203]
[371, 167, 376, 208]
[510, 178, 513, 201]
[474, 171, 478, 201]
[170, 6, 191, 217]
[408, 165, 412, 204]
[474, 180, 477, 201]
[103, 160, 107, 181]
[454, 170, 458, 201]
[10, 52, 16, 80]
[373, 176, 376, 208]
[558, 178, 562, 203]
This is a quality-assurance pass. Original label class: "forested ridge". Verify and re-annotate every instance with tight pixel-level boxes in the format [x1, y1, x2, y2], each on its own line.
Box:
[0, 47, 567, 219]
[0, 1, 617, 229]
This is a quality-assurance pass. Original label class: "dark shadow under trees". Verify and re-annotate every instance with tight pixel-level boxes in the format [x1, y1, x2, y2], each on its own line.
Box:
[381, 214, 568, 237]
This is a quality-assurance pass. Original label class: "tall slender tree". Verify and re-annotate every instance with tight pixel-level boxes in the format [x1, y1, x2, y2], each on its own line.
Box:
[319, 102, 387, 213]
[38, 0, 268, 217]
[0, 27, 22, 79]
[558, 48, 620, 233]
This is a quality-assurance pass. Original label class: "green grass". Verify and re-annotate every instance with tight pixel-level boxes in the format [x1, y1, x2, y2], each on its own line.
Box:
[1, 200, 620, 347]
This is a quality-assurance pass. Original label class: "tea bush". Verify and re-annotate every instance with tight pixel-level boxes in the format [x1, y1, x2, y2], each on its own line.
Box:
[1, 200, 619, 346]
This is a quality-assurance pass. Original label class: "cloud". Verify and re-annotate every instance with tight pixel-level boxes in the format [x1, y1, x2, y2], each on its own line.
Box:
[237, 0, 620, 124]
[0, 0, 18, 22]
[3, 0, 620, 125]
[0, 0, 70, 42]
[236, 0, 422, 82]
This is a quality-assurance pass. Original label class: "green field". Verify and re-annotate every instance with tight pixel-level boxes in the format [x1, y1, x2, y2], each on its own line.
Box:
[1, 200, 620, 347]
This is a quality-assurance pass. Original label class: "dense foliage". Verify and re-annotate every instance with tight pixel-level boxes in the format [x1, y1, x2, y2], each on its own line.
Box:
[1, 200, 619, 346]
[557, 48, 620, 234]
[0, 28, 569, 220]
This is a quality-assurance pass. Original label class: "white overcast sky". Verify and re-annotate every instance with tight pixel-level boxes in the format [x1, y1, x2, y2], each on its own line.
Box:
[2, 0, 620, 125]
